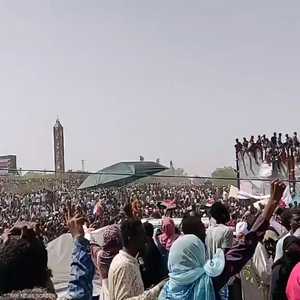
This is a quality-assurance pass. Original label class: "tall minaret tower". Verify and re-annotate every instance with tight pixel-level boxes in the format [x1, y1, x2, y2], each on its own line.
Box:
[53, 118, 65, 173]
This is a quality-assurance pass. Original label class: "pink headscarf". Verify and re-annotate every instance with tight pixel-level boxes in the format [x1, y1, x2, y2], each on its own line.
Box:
[286, 262, 300, 300]
[159, 217, 179, 251]
[97, 225, 122, 279]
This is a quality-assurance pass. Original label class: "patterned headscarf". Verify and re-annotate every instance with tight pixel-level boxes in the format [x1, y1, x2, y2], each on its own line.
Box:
[159, 217, 179, 251]
[97, 225, 122, 279]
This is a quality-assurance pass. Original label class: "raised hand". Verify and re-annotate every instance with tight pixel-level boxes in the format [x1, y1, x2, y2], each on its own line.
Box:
[64, 201, 86, 240]
[270, 179, 286, 205]
[263, 179, 286, 220]
[1, 221, 38, 244]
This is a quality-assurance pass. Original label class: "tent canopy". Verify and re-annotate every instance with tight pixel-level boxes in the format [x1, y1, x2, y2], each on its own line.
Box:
[78, 161, 168, 189]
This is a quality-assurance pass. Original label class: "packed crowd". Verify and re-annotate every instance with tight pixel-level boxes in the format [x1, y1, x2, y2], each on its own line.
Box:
[235, 132, 300, 165]
[0, 178, 235, 243]
[1, 178, 300, 300]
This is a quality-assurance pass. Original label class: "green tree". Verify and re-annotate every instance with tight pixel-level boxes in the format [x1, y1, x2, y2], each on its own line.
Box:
[211, 166, 237, 187]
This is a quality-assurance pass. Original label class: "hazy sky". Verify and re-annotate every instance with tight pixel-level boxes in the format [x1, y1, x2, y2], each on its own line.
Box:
[1, 1, 300, 175]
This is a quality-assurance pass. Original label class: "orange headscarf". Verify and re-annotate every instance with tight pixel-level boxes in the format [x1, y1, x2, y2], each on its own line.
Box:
[132, 199, 143, 219]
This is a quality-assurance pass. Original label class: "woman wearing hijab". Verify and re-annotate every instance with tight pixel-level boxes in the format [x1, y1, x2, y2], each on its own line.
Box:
[155, 217, 179, 277]
[159, 218, 179, 251]
[132, 198, 143, 219]
[271, 236, 300, 300]
[91, 225, 122, 300]
[159, 235, 224, 300]
[286, 262, 300, 300]
[159, 180, 286, 300]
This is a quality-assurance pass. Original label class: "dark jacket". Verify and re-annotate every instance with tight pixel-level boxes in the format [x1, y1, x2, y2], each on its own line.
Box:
[141, 237, 163, 289]
[271, 264, 287, 300]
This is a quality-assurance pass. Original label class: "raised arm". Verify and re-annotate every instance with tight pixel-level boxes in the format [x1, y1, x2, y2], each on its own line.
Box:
[212, 180, 286, 291]
[67, 237, 95, 300]
[66, 209, 95, 300]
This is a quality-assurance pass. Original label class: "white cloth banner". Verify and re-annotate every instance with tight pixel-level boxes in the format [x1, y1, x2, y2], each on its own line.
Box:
[229, 185, 270, 200]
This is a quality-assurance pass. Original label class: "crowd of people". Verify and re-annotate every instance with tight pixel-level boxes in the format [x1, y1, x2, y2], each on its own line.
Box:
[235, 132, 300, 180]
[234, 133, 300, 185]
[0, 176, 300, 299]
[235, 132, 300, 164]
[0, 177, 234, 243]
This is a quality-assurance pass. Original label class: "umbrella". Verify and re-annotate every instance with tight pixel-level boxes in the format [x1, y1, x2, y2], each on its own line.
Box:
[78, 161, 168, 189]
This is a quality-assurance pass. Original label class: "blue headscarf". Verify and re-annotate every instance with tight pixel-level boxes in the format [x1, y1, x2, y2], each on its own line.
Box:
[159, 234, 225, 300]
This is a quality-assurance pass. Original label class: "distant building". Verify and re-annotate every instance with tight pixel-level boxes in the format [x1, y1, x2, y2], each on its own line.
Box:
[0, 155, 17, 175]
[53, 119, 65, 173]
